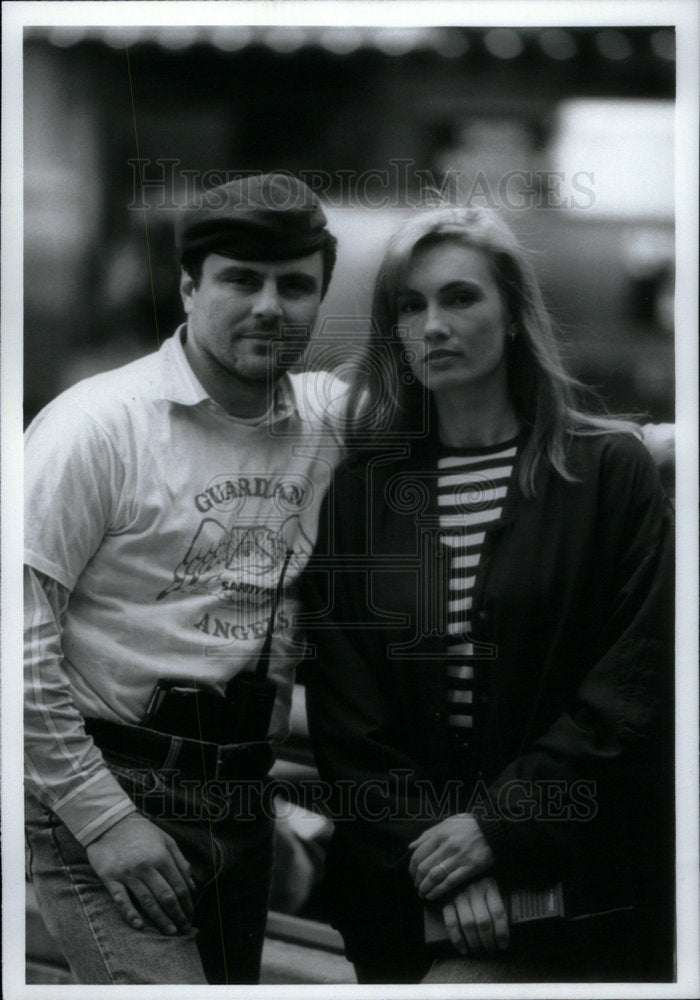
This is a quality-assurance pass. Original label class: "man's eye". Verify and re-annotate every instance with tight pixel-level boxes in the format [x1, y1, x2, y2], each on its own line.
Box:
[279, 280, 315, 297]
[226, 274, 258, 289]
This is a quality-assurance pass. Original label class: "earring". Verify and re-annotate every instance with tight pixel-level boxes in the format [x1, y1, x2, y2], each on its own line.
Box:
[508, 324, 517, 341]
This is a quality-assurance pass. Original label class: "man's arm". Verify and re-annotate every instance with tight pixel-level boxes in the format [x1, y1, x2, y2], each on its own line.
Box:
[25, 566, 196, 934]
[24, 566, 138, 840]
[25, 563, 196, 936]
[641, 422, 675, 498]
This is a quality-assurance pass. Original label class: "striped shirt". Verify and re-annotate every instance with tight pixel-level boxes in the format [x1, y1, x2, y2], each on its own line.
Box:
[437, 439, 518, 733]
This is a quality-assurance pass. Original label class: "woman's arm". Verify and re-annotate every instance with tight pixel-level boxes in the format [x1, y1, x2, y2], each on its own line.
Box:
[410, 435, 674, 897]
[301, 470, 439, 867]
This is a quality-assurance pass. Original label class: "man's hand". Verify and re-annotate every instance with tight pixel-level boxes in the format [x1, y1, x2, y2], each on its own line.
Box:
[409, 814, 495, 901]
[441, 876, 509, 956]
[641, 422, 675, 493]
[86, 813, 196, 935]
[641, 422, 674, 470]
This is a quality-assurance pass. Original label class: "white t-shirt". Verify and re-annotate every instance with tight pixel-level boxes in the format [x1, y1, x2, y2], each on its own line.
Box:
[24, 329, 345, 841]
[26, 327, 345, 735]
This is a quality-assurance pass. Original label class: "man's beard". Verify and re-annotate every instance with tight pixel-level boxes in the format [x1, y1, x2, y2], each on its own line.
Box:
[227, 340, 308, 385]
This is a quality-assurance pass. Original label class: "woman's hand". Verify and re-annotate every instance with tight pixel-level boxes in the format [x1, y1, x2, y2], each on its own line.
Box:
[441, 876, 510, 956]
[409, 813, 495, 901]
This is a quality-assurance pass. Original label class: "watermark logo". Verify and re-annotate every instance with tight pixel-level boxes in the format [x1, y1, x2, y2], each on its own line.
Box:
[119, 769, 600, 825]
[128, 158, 596, 212]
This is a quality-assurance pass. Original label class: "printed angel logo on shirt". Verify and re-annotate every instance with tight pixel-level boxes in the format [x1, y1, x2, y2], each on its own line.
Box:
[157, 514, 313, 606]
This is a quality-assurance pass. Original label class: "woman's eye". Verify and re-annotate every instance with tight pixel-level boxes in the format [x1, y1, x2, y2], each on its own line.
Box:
[451, 289, 479, 306]
[398, 299, 422, 314]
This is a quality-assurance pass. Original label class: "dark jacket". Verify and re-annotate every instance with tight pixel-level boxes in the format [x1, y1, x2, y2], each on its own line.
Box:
[301, 432, 674, 966]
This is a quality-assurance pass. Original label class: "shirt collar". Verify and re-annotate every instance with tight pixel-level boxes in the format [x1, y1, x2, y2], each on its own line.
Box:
[159, 325, 300, 425]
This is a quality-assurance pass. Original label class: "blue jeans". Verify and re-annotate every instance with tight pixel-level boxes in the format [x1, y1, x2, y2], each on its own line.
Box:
[25, 752, 274, 985]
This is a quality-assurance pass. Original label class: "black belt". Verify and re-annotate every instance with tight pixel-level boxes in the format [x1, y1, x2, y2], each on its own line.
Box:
[84, 717, 273, 782]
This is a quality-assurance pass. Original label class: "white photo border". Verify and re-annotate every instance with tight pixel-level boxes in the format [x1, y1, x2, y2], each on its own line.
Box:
[3, 3, 698, 998]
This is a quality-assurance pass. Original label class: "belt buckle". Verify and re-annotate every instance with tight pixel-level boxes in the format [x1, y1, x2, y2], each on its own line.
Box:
[213, 741, 270, 782]
[214, 744, 226, 781]
[214, 742, 241, 781]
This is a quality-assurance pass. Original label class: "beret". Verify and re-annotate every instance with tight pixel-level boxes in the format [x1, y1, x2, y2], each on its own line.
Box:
[176, 172, 331, 261]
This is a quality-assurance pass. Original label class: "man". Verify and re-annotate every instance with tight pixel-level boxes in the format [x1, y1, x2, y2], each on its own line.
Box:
[24, 173, 344, 985]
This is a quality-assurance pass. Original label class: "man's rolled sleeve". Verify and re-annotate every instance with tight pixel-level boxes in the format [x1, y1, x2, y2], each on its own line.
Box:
[24, 566, 137, 846]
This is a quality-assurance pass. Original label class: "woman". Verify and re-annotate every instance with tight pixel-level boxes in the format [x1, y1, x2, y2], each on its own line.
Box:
[301, 207, 674, 984]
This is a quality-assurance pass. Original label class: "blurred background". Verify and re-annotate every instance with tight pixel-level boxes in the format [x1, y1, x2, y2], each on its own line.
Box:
[23, 22, 676, 983]
[24, 24, 675, 427]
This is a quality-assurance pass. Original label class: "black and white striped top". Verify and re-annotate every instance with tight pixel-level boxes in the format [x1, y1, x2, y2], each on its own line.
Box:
[437, 439, 518, 732]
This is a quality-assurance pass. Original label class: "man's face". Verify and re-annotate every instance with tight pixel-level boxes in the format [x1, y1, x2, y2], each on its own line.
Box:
[180, 251, 324, 392]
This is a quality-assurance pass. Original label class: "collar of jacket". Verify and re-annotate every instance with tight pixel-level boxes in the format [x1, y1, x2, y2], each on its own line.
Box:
[354, 427, 532, 528]
[346, 429, 534, 658]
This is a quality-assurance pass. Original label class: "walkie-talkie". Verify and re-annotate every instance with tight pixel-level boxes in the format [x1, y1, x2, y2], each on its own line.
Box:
[225, 547, 294, 742]
[424, 883, 567, 952]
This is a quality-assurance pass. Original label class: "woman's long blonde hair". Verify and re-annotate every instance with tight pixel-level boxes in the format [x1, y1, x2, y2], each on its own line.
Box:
[344, 206, 638, 495]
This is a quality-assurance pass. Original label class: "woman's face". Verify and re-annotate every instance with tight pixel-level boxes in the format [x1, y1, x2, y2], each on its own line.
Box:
[395, 240, 511, 396]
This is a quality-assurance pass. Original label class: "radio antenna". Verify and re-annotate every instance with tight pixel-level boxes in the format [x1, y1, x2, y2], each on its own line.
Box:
[255, 548, 294, 681]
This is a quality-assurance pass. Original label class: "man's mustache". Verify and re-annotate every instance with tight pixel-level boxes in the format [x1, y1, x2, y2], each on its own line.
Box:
[242, 324, 311, 340]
